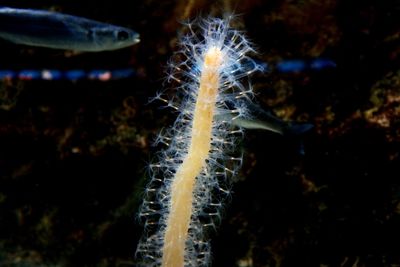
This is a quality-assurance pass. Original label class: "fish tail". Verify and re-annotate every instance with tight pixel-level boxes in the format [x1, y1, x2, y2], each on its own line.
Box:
[285, 123, 314, 135]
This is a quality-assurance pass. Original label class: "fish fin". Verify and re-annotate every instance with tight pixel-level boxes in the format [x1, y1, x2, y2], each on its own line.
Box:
[284, 123, 314, 135]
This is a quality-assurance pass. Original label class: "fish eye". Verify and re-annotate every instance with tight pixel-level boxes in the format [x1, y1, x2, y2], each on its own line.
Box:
[117, 30, 130, 41]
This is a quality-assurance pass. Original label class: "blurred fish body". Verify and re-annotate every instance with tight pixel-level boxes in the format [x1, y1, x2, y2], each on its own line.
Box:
[0, 7, 140, 51]
[217, 100, 313, 135]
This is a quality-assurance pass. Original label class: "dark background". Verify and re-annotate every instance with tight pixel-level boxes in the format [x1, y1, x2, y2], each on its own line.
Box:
[0, 0, 400, 266]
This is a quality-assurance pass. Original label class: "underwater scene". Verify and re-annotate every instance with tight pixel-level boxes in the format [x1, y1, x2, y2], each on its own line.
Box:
[0, 0, 400, 266]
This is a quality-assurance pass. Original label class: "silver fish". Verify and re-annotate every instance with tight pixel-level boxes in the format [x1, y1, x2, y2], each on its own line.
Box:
[217, 100, 313, 135]
[0, 7, 140, 51]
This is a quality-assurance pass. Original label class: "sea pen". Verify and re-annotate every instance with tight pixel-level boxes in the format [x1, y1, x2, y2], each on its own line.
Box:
[136, 16, 262, 266]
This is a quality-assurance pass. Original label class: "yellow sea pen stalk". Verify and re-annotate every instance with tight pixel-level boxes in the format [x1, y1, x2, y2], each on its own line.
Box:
[162, 47, 223, 266]
[136, 17, 261, 267]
